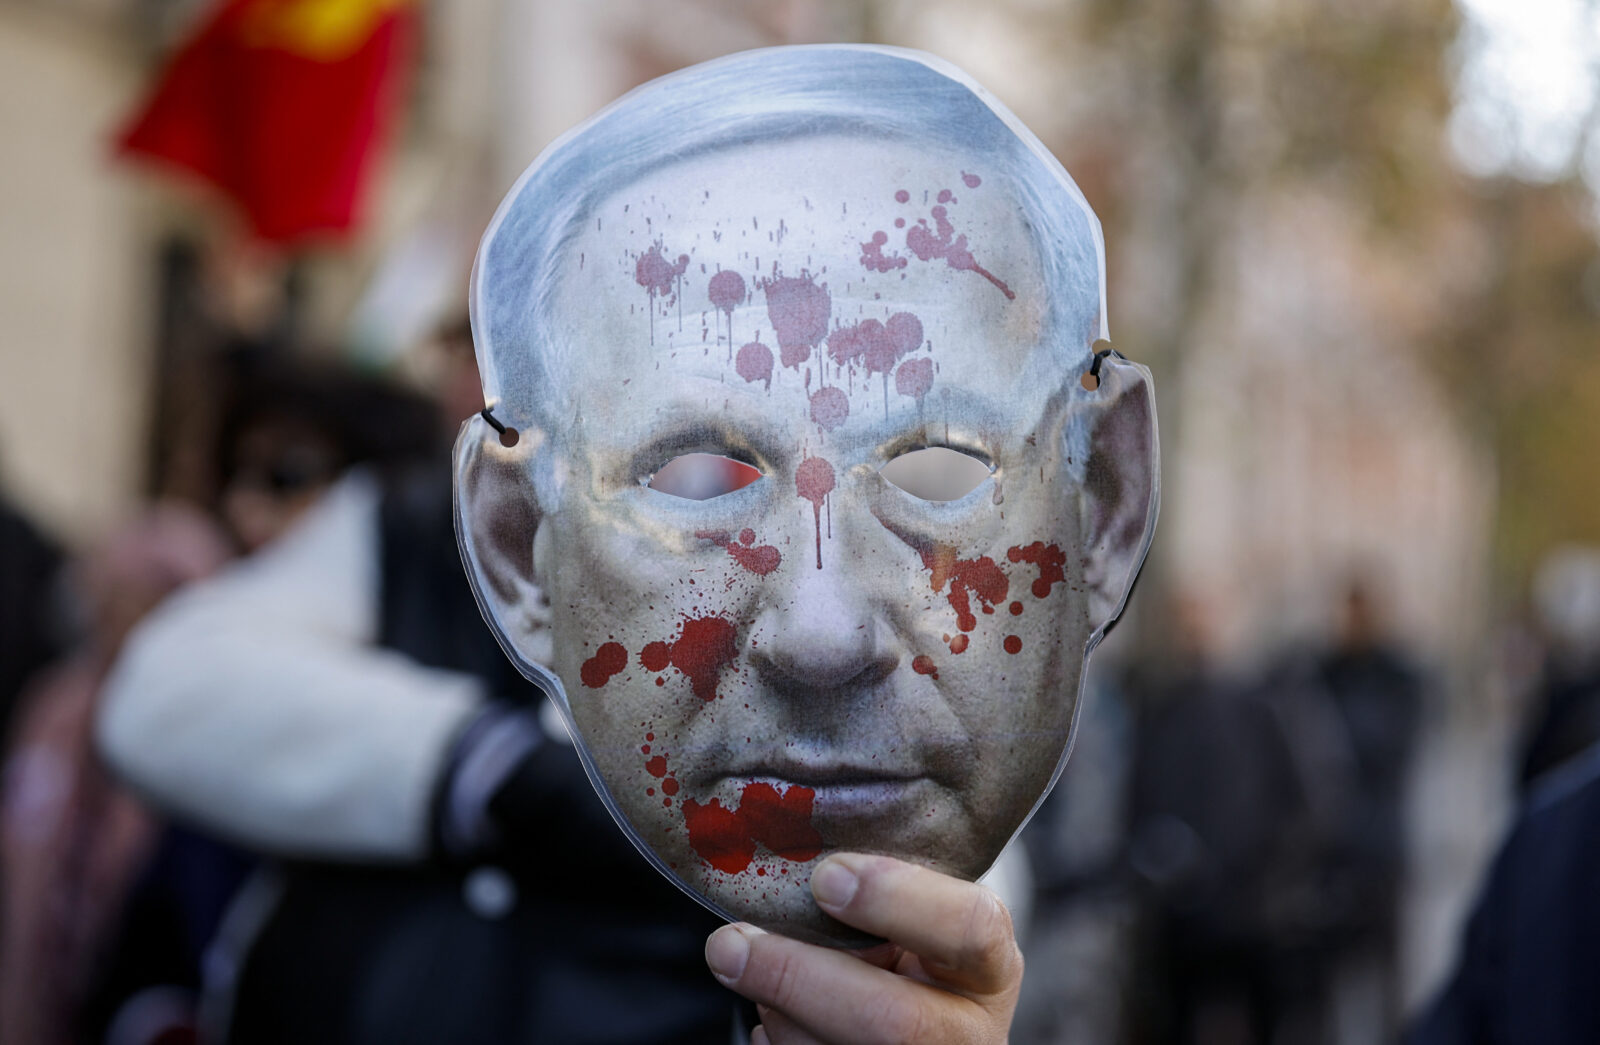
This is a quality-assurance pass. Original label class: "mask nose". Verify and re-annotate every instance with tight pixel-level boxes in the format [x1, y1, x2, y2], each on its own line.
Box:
[746, 551, 899, 692]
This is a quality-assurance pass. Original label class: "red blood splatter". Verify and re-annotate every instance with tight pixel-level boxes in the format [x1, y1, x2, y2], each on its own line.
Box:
[696, 529, 782, 576]
[683, 781, 824, 873]
[738, 529, 755, 545]
[894, 218, 906, 228]
[635, 246, 689, 297]
[937, 188, 953, 203]
[682, 799, 753, 873]
[795, 457, 836, 570]
[947, 557, 1009, 633]
[671, 616, 740, 701]
[895, 357, 933, 400]
[1007, 542, 1068, 599]
[829, 312, 923, 418]
[645, 756, 669, 778]
[905, 206, 1015, 301]
[580, 642, 628, 688]
[736, 341, 774, 390]
[894, 189, 910, 203]
[1004, 635, 1023, 655]
[640, 641, 671, 672]
[962, 171, 982, 188]
[708, 269, 746, 313]
[860, 230, 907, 273]
[912, 654, 940, 680]
[646, 732, 655, 741]
[662, 777, 680, 796]
[761, 272, 831, 370]
[872, 511, 1009, 632]
[886, 311, 924, 356]
[1009, 601, 1024, 616]
[949, 634, 970, 654]
[809, 386, 849, 431]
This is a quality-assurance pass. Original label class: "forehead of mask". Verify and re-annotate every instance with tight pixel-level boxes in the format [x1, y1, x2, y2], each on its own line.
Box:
[470, 127, 1121, 948]
[546, 136, 1057, 458]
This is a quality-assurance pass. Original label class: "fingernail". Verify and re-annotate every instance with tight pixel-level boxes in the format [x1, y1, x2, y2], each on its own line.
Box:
[705, 924, 754, 986]
[811, 857, 859, 910]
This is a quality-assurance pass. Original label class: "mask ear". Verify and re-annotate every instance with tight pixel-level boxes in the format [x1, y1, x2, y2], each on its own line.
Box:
[453, 415, 555, 675]
[1077, 354, 1160, 643]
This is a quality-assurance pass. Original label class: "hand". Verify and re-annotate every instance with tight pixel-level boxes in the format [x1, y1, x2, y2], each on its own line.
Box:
[705, 853, 1022, 1044]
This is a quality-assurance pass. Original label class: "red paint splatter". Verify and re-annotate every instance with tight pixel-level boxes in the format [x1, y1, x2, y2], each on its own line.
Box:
[696, 529, 782, 576]
[885, 311, 924, 357]
[708, 269, 746, 313]
[635, 246, 689, 297]
[640, 641, 671, 673]
[580, 642, 628, 688]
[962, 171, 982, 188]
[646, 755, 669, 777]
[1004, 635, 1023, 655]
[761, 272, 831, 370]
[947, 557, 1009, 633]
[736, 341, 774, 390]
[860, 230, 907, 273]
[895, 189, 910, 203]
[1009, 601, 1024, 616]
[895, 357, 933, 400]
[949, 634, 970, 654]
[894, 218, 906, 228]
[796, 457, 836, 570]
[1007, 542, 1068, 599]
[683, 781, 824, 874]
[937, 188, 954, 203]
[670, 616, 740, 702]
[738, 529, 755, 545]
[809, 386, 849, 431]
[912, 654, 940, 680]
[872, 511, 1009, 632]
[905, 206, 1015, 301]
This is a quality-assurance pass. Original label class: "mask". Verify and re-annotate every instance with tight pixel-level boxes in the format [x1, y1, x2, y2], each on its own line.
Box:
[455, 45, 1159, 945]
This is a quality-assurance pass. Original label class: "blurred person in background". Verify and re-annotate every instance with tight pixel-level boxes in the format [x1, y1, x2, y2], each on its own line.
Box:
[1407, 741, 1600, 1045]
[1303, 577, 1423, 1040]
[0, 504, 232, 1045]
[95, 324, 750, 1043]
[1517, 547, 1600, 790]
[1125, 591, 1362, 1045]
[0, 475, 68, 745]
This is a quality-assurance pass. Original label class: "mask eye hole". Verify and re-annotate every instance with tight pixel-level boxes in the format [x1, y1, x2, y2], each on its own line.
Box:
[647, 453, 763, 500]
[879, 446, 993, 502]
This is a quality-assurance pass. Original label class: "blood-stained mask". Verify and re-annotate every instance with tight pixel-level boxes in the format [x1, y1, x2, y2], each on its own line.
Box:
[455, 45, 1158, 945]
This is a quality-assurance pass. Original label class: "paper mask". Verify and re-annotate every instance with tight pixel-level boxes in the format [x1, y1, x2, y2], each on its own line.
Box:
[454, 45, 1159, 945]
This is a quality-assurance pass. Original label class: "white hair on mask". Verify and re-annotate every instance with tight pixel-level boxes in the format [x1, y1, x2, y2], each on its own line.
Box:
[471, 45, 1108, 480]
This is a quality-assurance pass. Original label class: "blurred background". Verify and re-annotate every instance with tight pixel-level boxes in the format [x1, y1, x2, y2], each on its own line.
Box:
[3, 0, 1600, 1043]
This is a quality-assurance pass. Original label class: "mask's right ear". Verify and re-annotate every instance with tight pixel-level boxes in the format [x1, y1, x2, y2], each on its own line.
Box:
[453, 414, 555, 674]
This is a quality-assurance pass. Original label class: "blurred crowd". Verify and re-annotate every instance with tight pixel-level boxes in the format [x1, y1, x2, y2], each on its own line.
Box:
[1, 325, 1598, 1044]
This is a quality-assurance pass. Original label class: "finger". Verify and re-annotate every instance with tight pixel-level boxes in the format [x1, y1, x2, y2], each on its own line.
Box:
[755, 1005, 828, 1045]
[706, 923, 984, 1045]
[810, 853, 1022, 995]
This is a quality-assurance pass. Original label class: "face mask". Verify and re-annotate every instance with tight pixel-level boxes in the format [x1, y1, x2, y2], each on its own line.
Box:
[456, 45, 1159, 946]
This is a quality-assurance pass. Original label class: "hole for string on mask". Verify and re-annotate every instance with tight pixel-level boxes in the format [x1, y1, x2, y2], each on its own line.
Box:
[879, 446, 993, 502]
[646, 453, 763, 501]
[1082, 339, 1114, 391]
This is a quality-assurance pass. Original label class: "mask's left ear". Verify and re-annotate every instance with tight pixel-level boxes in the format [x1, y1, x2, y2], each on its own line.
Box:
[453, 414, 555, 676]
[1077, 351, 1160, 645]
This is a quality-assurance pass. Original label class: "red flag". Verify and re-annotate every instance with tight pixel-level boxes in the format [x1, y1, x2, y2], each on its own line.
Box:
[116, 0, 417, 244]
